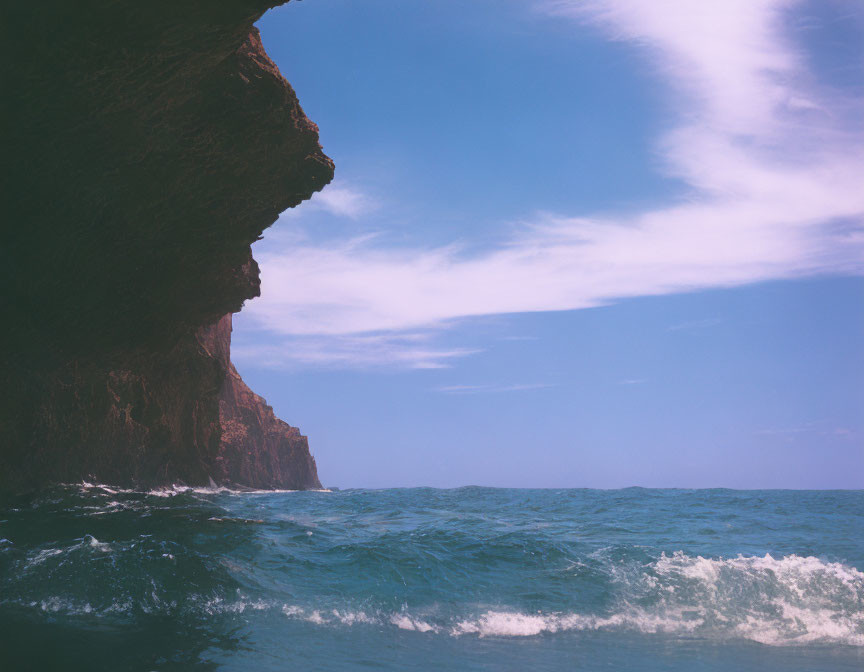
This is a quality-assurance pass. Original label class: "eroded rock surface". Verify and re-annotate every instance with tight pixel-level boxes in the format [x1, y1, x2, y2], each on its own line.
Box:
[0, 0, 331, 491]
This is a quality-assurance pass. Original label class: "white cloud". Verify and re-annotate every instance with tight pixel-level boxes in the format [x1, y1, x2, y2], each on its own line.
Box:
[667, 318, 723, 332]
[543, 0, 804, 135]
[231, 332, 479, 371]
[281, 180, 377, 219]
[434, 383, 554, 394]
[243, 0, 864, 368]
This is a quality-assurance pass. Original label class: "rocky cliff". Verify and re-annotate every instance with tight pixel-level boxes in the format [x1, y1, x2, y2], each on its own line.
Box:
[200, 315, 321, 490]
[0, 1, 330, 491]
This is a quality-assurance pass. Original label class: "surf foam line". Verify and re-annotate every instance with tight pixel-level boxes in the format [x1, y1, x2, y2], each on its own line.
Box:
[278, 552, 864, 646]
[72, 482, 331, 496]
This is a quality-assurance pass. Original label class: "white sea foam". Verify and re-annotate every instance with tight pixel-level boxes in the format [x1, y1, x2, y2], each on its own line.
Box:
[75, 482, 136, 495]
[74, 481, 331, 496]
[453, 611, 553, 637]
[12, 596, 133, 616]
[39, 597, 94, 614]
[281, 604, 376, 626]
[332, 609, 376, 625]
[450, 608, 709, 638]
[202, 595, 272, 615]
[85, 535, 111, 552]
[24, 547, 65, 567]
[642, 551, 864, 646]
[390, 614, 439, 633]
[145, 484, 333, 496]
[282, 605, 326, 625]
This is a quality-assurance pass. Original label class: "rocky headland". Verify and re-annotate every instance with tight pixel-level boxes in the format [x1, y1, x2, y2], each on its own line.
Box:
[0, 1, 328, 491]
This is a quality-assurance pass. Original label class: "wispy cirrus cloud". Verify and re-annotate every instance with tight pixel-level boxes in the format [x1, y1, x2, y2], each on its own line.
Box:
[281, 179, 378, 220]
[544, 0, 812, 135]
[242, 0, 864, 369]
[667, 318, 723, 332]
[755, 422, 857, 439]
[232, 331, 479, 370]
[434, 383, 554, 394]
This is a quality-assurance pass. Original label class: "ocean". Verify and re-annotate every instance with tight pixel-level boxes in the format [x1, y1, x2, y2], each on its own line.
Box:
[1, 485, 861, 671]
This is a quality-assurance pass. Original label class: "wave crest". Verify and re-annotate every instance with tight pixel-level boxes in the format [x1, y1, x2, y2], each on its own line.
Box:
[275, 552, 864, 646]
[451, 552, 864, 644]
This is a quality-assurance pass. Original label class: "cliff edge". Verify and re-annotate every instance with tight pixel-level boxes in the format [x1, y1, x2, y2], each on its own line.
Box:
[0, 1, 331, 491]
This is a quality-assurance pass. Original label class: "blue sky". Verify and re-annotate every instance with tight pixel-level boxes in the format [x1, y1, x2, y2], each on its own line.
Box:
[232, 0, 864, 488]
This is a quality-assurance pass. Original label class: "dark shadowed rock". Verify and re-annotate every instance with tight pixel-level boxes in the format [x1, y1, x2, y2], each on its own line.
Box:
[0, 0, 332, 491]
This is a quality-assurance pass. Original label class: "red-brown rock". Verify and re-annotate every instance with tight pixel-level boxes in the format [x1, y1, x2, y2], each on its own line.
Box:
[200, 314, 322, 490]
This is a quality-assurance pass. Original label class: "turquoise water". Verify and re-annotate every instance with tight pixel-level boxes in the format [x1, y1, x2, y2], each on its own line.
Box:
[1, 486, 862, 671]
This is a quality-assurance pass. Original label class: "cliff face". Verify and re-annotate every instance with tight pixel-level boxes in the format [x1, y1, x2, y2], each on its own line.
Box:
[0, 1, 331, 491]
[200, 315, 322, 490]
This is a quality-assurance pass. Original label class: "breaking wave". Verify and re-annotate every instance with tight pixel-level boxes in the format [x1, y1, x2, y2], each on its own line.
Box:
[275, 552, 864, 645]
[12, 542, 859, 645]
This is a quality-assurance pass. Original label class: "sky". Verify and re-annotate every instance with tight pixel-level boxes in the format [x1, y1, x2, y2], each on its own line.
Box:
[233, 0, 864, 489]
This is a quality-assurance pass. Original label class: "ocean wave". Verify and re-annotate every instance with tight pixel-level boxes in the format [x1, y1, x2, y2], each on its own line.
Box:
[22, 534, 112, 570]
[4, 550, 862, 646]
[275, 552, 864, 646]
[453, 552, 864, 645]
[3, 487, 862, 653]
